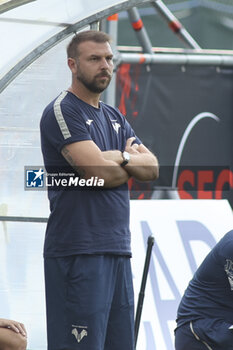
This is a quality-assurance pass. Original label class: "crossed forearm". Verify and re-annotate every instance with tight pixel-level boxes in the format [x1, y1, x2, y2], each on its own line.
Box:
[102, 148, 159, 182]
[124, 152, 159, 181]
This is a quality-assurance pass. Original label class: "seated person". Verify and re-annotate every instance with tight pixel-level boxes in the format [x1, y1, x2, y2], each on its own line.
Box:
[175, 229, 233, 350]
[0, 318, 27, 350]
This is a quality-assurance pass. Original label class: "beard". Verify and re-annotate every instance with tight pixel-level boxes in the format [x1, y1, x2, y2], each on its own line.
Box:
[76, 70, 112, 93]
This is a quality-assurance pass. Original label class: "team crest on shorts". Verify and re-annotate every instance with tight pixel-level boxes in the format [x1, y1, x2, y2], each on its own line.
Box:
[71, 325, 88, 343]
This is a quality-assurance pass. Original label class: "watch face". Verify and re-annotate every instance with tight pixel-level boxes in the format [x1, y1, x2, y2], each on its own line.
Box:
[123, 151, 130, 161]
[121, 151, 130, 167]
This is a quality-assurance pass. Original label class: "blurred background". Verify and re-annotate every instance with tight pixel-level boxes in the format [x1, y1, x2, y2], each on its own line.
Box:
[118, 0, 233, 49]
[0, 1, 232, 349]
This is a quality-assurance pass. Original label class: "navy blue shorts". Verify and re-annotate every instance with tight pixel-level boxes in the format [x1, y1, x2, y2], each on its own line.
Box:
[44, 255, 134, 350]
[175, 319, 233, 350]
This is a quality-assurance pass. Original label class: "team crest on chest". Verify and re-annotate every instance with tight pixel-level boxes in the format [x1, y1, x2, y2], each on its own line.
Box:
[111, 121, 121, 134]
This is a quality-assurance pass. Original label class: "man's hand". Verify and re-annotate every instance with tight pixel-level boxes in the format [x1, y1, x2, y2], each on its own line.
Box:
[0, 318, 27, 337]
[123, 137, 159, 181]
[124, 137, 140, 155]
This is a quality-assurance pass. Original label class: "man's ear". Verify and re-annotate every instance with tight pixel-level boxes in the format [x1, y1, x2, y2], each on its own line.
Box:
[67, 57, 77, 73]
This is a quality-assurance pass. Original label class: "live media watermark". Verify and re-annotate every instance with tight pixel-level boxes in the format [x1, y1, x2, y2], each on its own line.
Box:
[24, 166, 104, 190]
[24, 165, 232, 193]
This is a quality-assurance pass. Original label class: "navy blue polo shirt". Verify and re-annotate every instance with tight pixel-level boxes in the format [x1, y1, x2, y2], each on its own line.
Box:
[40, 91, 141, 257]
[176, 230, 233, 327]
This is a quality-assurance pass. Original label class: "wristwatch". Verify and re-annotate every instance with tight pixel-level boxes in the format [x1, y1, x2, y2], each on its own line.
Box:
[121, 151, 130, 167]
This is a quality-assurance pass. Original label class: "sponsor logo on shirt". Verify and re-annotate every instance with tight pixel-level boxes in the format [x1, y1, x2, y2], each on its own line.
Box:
[86, 119, 93, 126]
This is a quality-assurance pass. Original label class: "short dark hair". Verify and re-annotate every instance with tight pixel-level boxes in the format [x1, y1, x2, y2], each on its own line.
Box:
[67, 30, 112, 59]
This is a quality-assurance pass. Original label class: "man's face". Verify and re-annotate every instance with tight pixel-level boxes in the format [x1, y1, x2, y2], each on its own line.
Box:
[75, 40, 114, 93]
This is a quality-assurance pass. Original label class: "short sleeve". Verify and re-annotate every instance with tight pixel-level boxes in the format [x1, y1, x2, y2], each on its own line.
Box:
[40, 93, 92, 153]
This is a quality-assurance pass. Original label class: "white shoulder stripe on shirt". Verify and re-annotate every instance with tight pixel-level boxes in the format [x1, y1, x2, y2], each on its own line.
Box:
[53, 91, 71, 140]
